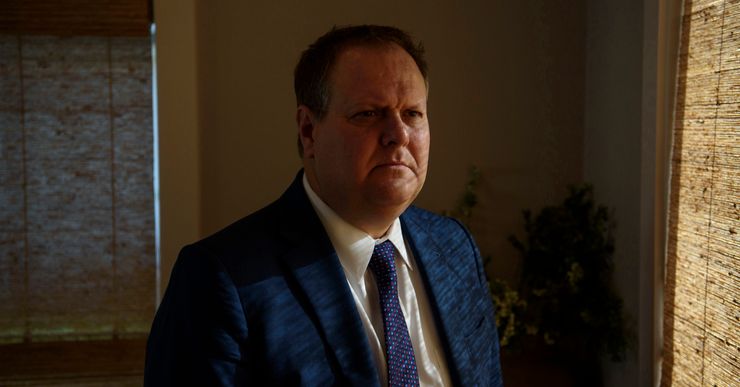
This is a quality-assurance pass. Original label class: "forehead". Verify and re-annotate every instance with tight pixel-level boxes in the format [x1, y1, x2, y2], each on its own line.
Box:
[334, 42, 415, 70]
[327, 43, 426, 104]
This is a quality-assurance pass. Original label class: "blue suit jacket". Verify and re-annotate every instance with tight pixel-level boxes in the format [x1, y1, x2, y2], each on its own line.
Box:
[144, 172, 503, 386]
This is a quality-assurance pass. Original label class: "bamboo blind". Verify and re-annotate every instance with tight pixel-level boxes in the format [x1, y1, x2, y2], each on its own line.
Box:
[0, 35, 155, 343]
[0, 0, 151, 37]
[662, 0, 739, 386]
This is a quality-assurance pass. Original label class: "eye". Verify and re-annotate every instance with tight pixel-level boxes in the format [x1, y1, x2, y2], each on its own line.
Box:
[349, 110, 383, 124]
[353, 110, 378, 119]
[404, 110, 425, 119]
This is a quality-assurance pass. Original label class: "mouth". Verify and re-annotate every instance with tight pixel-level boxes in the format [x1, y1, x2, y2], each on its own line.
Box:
[375, 160, 410, 168]
[373, 162, 414, 174]
[377, 161, 407, 167]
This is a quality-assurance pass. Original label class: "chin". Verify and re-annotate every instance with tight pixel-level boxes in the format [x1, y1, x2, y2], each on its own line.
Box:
[367, 182, 421, 210]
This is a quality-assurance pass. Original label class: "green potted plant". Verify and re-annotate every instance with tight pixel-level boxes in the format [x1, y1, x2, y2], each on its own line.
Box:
[506, 184, 629, 386]
[449, 168, 630, 386]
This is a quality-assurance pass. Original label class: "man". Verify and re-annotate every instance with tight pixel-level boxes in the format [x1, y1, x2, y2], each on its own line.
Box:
[145, 25, 503, 386]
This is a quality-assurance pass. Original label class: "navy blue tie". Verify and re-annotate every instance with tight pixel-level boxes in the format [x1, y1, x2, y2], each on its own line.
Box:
[368, 240, 420, 387]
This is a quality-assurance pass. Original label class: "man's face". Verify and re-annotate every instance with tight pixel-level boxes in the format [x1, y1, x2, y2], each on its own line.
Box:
[299, 43, 430, 234]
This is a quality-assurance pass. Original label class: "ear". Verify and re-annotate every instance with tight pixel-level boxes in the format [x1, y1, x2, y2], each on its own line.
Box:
[296, 105, 318, 158]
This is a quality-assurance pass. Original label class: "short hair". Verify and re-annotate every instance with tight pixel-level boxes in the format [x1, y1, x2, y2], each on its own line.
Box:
[294, 25, 428, 156]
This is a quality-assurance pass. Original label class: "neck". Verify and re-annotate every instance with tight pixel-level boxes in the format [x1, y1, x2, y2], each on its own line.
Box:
[355, 217, 395, 239]
[304, 169, 401, 239]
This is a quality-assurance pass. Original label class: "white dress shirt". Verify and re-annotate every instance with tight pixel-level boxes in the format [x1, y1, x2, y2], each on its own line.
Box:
[303, 175, 452, 387]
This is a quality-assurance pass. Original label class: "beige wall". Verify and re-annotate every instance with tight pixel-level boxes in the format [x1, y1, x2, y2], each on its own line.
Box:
[187, 0, 587, 286]
[153, 0, 201, 296]
[153, 0, 588, 292]
[154, 0, 679, 385]
[584, 0, 681, 386]
[584, 1, 643, 385]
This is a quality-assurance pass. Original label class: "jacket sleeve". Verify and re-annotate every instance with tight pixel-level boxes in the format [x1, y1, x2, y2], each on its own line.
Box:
[144, 244, 250, 386]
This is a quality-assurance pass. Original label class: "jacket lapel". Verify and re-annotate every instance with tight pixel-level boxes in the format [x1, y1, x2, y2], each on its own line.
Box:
[276, 172, 380, 386]
[401, 209, 482, 386]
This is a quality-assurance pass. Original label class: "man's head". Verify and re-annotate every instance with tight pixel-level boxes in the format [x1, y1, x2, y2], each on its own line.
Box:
[295, 25, 428, 137]
[295, 25, 430, 237]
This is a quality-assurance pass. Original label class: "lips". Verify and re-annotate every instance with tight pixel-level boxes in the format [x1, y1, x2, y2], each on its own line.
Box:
[377, 162, 408, 168]
[375, 158, 412, 168]
[373, 162, 415, 176]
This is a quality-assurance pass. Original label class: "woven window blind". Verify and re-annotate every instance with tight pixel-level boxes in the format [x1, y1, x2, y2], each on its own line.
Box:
[0, 33, 154, 343]
[662, 0, 739, 386]
[0, 0, 151, 37]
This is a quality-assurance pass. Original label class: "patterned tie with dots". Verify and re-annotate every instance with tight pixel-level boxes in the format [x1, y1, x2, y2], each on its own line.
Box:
[368, 240, 420, 387]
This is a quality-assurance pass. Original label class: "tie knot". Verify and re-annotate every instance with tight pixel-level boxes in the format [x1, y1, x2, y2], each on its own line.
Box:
[368, 240, 396, 280]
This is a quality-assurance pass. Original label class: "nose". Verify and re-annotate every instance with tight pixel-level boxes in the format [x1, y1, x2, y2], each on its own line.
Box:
[380, 112, 410, 148]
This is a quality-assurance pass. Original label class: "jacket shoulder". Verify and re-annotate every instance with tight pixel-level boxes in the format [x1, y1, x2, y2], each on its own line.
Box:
[182, 199, 288, 287]
[403, 205, 469, 239]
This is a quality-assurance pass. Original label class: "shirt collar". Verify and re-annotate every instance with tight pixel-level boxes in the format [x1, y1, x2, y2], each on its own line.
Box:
[302, 174, 411, 285]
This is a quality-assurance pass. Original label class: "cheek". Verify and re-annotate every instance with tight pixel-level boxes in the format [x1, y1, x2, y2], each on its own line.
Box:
[315, 128, 347, 161]
[348, 134, 380, 160]
[325, 134, 373, 176]
[411, 130, 431, 164]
